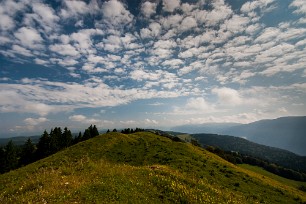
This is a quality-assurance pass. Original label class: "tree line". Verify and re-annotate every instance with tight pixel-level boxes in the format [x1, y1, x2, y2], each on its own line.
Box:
[0, 125, 99, 174]
[205, 146, 306, 182]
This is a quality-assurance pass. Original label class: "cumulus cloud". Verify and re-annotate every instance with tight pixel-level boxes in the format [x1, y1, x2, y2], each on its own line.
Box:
[69, 114, 87, 122]
[24, 117, 49, 126]
[14, 27, 43, 49]
[49, 44, 79, 56]
[163, 0, 180, 12]
[212, 87, 242, 106]
[179, 16, 197, 32]
[141, 1, 157, 17]
[101, 0, 134, 27]
[290, 0, 306, 15]
[0, 0, 305, 131]
[185, 97, 214, 112]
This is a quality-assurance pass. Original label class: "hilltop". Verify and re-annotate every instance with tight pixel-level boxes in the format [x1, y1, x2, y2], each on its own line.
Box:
[0, 132, 305, 203]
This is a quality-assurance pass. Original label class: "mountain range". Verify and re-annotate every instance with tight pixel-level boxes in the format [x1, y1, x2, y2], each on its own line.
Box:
[172, 116, 306, 156]
[190, 133, 306, 173]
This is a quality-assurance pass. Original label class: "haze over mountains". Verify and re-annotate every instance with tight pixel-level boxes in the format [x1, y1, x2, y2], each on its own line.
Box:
[172, 116, 306, 156]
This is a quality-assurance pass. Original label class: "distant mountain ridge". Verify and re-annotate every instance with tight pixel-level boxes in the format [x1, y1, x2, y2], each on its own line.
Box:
[191, 133, 306, 173]
[172, 116, 306, 156]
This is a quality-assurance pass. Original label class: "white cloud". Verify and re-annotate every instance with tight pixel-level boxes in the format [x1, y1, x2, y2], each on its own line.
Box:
[49, 44, 79, 56]
[60, 0, 95, 19]
[14, 27, 44, 49]
[255, 27, 281, 43]
[12, 45, 33, 57]
[212, 87, 242, 106]
[185, 97, 214, 112]
[32, 2, 59, 32]
[290, 0, 306, 14]
[222, 15, 250, 34]
[145, 118, 158, 125]
[195, 2, 233, 26]
[101, 0, 134, 27]
[179, 16, 197, 32]
[162, 59, 183, 68]
[24, 117, 49, 126]
[0, 14, 15, 31]
[160, 14, 183, 29]
[34, 58, 48, 65]
[69, 114, 87, 122]
[141, 1, 157, 18]
[163, 0, 180, 12]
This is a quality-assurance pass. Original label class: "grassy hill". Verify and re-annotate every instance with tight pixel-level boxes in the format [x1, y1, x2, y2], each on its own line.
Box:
[0, 132, 305, 203]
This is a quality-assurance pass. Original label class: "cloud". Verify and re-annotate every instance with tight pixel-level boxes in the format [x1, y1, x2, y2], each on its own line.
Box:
[185, 97, 214, 112]
[101, 0, 134, 27]
[163, 0, 180, 12]
[49, 44, 79, 56]
[24, 117, 49, 126]
[69, 114, 87, 122]
[255, 27, 280, 43]
[144, 118, 158, 125]
[148, 102, 164, 106]
[290, 0, 306, 15]
[31, 2, 59, 32]
[11, 45, 33, 57]
[179, 16, 197, 32]
[0, 0, 305, 132]
[14, 27, 43, 49]
[141, 1, 157, 18]
[212, 87, 242, 106]
[60, 0, 97, 19]
[0, 13, 15, 31]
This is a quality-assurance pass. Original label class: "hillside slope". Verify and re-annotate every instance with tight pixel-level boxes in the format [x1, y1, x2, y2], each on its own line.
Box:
[0, 132, 305, 203]
[191, 133, 306, 172]
[223, 116, 306, 156]
[172, 116, 306, 156]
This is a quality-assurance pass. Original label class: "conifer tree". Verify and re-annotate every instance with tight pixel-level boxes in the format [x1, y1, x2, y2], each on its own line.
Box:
[36, 130, 51, 159]
[3, 141, 18, 172]
[83, 128, 91, 140]
[92, 125, 99, 137]
[20, 138, 36, 166]
[74, 131, 82, 143]
[50, 127, 62, 152]
[61, 127, 73, 148]
[0, 147, 5, 173]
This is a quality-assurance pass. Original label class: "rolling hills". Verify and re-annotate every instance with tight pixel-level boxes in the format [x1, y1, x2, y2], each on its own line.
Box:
[0, 132, 305, 203]
[172, 116, 306, 156]
[191, 133, 306, 173]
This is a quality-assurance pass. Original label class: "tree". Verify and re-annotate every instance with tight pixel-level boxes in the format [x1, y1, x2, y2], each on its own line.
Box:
[36, 130, 51, 159]
[50, 127, 62, 152]
[74, 131, 82, 144]
[112, 129, 117, 132]
[61, 127, 73, 148]
[0, 147, 5, 173]
[83, 129, 91, 140]
[20, 138, 36, 166]
[91, 125, 99, 137]
[3, 141, 18, 172]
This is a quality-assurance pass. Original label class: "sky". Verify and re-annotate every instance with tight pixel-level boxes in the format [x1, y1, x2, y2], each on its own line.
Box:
[0, 0, 306, 137]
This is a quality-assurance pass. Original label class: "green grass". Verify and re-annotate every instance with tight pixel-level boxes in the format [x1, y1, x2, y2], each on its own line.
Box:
[0, 132, 305, 203]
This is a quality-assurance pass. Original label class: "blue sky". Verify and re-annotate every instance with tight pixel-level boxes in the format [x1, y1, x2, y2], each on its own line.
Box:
[0, 0, 306, 137]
